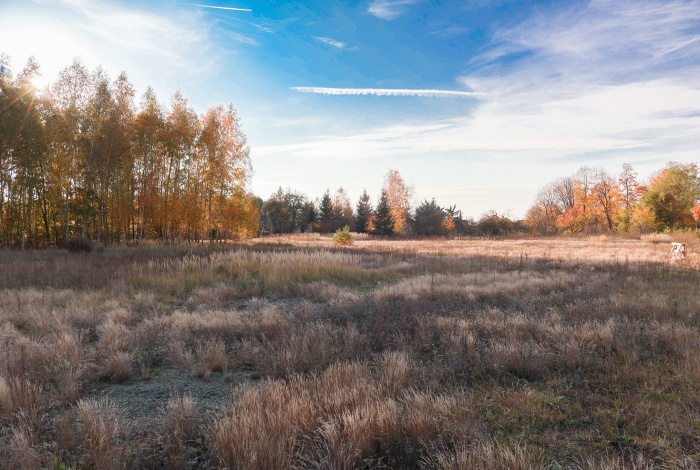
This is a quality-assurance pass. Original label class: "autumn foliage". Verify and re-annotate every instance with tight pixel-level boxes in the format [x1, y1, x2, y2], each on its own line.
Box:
[692, 203, 700, 229]
[0, 57, 257, 247]
[526, 163, 700, 234]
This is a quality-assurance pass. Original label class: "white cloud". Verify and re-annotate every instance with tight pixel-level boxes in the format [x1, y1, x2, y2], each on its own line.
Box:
[456, 0, 700, 161]
[480, 0, 700, 81]
[431, 25, 469, 38]
[187, 3, 252, 12]
[258, 0, 700, 217]
[313, 37, 347, 49]
[368, 0, 420, 20]
[291, 87, 483, 98]
[279, 1, 700, 165]
[225, 31, 259, 46]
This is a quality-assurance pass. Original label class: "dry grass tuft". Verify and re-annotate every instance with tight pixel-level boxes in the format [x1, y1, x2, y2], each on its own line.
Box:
[7, 416, 41, 470]
[572, 452, 699, 469]
[0, 375, 44, 423]
[164, 395, 200, 469]
[422, 441, 546, 470]
[102, 351, 134, 383]
[195, 339, 227, 373]
[77, 398, 122, 470]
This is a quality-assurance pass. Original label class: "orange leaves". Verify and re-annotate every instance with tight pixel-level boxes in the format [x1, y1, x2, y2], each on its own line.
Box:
[691, 203, 700, 223]
[556, 204, 585, 234]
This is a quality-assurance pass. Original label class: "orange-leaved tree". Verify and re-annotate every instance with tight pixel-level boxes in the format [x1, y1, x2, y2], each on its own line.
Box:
[692, 202, 700, 230]
[382, 169, 413, 234]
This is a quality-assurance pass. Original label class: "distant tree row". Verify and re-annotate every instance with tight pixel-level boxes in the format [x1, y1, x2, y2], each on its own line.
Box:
[0, 56, 258, 248]
[260, 169, 522, 237]
[525, 162, 700, 234]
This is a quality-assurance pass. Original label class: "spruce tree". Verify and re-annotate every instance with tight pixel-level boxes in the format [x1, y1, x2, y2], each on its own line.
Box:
[307, 203, 318, 225]
[355, 189, 372, 233]
[319, 190, 334, 232]
[414, 199, 444, 235]
[372, 189, 395, 235]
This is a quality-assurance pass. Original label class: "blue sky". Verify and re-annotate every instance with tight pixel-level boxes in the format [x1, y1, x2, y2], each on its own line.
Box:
[2, 0, 700, 218]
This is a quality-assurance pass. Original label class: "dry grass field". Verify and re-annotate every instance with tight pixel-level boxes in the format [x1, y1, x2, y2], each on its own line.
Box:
[1, 234, 699, 469]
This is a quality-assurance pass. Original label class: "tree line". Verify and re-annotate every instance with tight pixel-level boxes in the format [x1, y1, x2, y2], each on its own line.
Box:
[0, 56, 258, 248]
[263, 163, 700, 238]
[260, 169, 521, 237]
[524, 163, 700, 235]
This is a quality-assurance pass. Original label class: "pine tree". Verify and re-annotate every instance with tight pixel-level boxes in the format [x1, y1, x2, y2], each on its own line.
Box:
[319, 189, 333, 232]
[414, 199, 444, 235]
[355, 189, 372, 233]
[372, 189, 394, 235]
[307, 202, 317, 225]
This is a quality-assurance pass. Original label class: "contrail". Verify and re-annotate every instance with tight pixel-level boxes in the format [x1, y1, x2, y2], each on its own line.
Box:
[291, 87, 483, 98]
[187, 4, 252, 12]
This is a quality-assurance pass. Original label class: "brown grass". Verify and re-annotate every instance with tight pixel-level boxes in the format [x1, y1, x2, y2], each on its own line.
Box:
[213, 357, 471, 469]
[164, 395, 200, 469]
[1, 235, 699, 467]
[77, 398, 122, 470]
[7, 416, 42, 470]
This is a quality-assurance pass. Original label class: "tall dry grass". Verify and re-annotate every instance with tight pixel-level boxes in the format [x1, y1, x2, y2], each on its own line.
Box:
[213, 355, 475, 469]
[77, 398, 123, 470]
[1, 235, 699, 467]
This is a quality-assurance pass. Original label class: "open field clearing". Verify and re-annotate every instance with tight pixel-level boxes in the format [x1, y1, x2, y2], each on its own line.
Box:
[1, 235, 699, 469]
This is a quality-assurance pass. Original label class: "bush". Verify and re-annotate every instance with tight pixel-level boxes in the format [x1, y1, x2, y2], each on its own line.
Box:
[66, 235, 92, 254]
[332, 226, 353, 246]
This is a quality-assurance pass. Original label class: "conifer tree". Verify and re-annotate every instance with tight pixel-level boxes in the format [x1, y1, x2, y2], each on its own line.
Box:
[414, 198, 444, 235]
[372, 189, 394, 235]
[355, 189, 372, 233]
[319, 189, 333, 232]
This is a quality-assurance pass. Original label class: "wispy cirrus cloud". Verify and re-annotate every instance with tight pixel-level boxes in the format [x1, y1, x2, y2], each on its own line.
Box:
[476, 0, 700, 83]
[186, 4, 252, 12]
[431, 25, 469, 38]
[291, 86, 483, 98]
[225, 31, 259, 46]
[292, 0, 700, 164]
[368, 0, 420, 20]
[313, 37, 347, 49]
[263, 0, 700, 219]
[457, 0, 700, 161]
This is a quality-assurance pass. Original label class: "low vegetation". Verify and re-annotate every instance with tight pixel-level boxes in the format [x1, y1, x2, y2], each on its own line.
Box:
[332, 226, 354, 245]
[0, 234, 699, 468]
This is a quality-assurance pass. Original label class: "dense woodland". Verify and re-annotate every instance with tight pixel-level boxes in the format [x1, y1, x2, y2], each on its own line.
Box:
[0, 56, 258, 248]
[2, 57, 700, 248]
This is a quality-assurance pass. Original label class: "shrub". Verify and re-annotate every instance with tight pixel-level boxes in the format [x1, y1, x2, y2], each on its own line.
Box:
[332, 226, 353, 246]
[66, 235, 92, 254]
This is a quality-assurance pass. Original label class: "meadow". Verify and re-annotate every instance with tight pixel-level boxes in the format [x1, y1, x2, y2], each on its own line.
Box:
[0, 234, 699, 469]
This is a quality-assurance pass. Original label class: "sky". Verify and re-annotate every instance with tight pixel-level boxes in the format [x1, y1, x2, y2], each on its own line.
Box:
[1, 0, 700, 219]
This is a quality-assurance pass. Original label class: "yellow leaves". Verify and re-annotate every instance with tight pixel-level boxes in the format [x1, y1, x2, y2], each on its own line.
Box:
[383, 169, 413, 234]
[1, 57, 255, 245]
